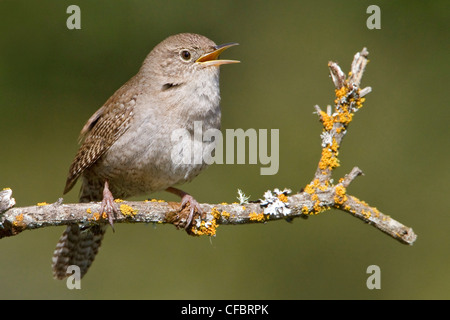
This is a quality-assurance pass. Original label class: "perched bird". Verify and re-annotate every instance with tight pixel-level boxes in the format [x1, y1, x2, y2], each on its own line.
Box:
[52, 33, 239, 280]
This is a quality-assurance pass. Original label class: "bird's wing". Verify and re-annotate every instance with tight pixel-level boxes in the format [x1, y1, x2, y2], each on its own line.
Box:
[63, 81, 138, 194]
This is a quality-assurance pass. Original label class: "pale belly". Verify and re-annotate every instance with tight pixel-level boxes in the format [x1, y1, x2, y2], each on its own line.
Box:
[84, 115, 217, 199]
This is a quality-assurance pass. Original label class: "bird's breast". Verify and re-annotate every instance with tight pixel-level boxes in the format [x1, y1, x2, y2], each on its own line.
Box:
[95, 76, 222, 196]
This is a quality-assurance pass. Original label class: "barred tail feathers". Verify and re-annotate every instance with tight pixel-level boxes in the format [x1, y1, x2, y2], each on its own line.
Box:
[52, 224, 106, 280]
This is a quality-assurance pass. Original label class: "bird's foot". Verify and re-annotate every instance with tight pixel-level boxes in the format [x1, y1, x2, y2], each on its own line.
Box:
[100, 181, 119, 231]
[165, 187, 203, 231]
[180, 193, 203, 229]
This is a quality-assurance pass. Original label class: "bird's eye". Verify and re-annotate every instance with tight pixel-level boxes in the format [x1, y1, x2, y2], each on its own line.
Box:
[180, 50, 191, 61]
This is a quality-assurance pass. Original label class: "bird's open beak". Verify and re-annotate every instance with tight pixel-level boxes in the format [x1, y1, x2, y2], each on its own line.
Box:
[196, 42, 240, 67]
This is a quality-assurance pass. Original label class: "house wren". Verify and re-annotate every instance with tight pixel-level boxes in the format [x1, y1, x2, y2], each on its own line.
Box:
[51, 33, 239, 280]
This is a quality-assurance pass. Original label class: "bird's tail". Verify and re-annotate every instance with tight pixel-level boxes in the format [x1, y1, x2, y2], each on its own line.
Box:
[52, 224, 106, 280]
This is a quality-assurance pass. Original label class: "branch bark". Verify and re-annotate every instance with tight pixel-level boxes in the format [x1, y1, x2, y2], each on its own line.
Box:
[0, 48, 417, 245]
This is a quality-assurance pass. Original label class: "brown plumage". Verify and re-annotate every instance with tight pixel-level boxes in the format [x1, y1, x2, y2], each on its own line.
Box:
[52, 77, 139, 280]
[63, 82, 137, 195]
[52, 224, 105, 280]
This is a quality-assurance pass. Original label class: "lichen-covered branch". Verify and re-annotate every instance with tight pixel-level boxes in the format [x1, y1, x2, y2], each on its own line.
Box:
[0, 48, 417, 245]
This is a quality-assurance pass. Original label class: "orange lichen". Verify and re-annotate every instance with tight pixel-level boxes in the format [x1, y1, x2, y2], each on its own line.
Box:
[336, 126, 345, 133]
[331, 86, 365, 127]
[190, 219, 219, 236]
[373, 207, 380, 218]
[302, 84, 368, 217]
[211, 207, 221, 220]
[88, 210, 112, 221]
[335, 87, 348, 101]
[114, 199, 124, 203]
[86, 210, 106, 221]
[120, 204, 137, 217]
[361, 209, 371, 219]
[37, 202, 48, 206]
[335, 111, 353, 126]
[320, 111, 334, 131]
[190, 207, 220, 236]
[318, 180, 330, 191]
[311, 201, 329, 215]
[350, 96, 365, 109]
[91, 212, 101, 221]
[303, 179, 333, 216]
[334, 185, 348, 205]
[331, 138, 339, 152]
[277, 193, 288, 203]
[145, 199, 165, 203]
[12, 213, 24, 227]
[305, 178, 323, 193]
[301, 206, 310, 214]
[221, 211, 231, 219]
[320, 84, 365, 137]
[358, 97, 365, 108]
[249, 212, 266, 222]
[304, 182, 316, 194]
[319, 147, 340, 170]
[86, 208, 92, 214]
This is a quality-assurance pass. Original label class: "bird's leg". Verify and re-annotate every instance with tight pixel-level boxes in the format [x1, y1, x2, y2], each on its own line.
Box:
[100, 180, 119, 231]
[165, 187, 202, 229]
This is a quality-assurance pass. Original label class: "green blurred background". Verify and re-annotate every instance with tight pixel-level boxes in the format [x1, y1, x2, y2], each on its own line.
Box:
[0, 0, 448, 299]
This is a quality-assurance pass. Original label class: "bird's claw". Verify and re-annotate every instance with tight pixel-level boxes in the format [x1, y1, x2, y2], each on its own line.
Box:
[100, 181, 119, 231]
[180, 194, 203, 230]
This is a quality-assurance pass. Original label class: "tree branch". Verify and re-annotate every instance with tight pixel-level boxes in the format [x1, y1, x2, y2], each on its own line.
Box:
[0, 48, 417, 245]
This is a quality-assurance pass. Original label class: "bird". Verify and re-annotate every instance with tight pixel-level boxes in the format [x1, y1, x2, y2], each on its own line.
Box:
[51, 33, 239, 280]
